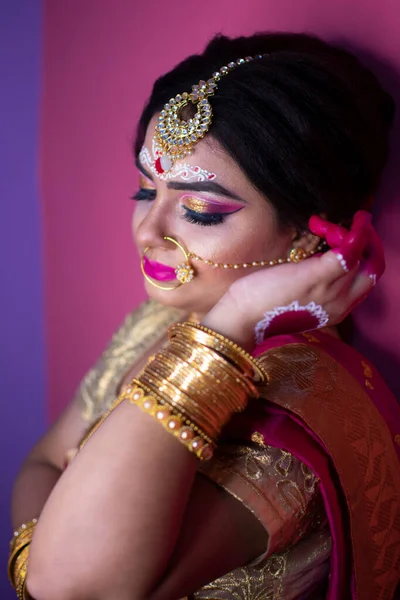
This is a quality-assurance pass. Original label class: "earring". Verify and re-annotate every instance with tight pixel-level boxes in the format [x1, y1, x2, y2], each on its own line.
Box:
[289, 248, 308, 263]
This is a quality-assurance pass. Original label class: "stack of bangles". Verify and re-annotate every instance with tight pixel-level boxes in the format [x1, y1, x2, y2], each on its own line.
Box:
[8, 323, 268, 596]
[79, 321, 269, 460]
[8, 518, 37, 599]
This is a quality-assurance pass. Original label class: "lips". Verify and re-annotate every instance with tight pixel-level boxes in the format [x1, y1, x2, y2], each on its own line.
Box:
[142, 255, 177, 282]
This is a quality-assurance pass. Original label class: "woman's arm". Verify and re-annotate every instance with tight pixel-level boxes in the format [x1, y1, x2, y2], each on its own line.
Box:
[12, 398, 89, 528]
[26, 387, 268, 600]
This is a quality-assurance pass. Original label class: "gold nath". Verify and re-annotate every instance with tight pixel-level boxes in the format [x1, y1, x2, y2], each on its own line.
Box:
[141, 235, 325, 292]
[154, 55, 265, 170]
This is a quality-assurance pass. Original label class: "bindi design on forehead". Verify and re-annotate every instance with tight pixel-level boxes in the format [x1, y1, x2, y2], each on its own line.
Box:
[139, 138, 217, 182]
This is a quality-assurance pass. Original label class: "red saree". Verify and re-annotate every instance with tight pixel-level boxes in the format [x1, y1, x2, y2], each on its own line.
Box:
[238, 331, 400, 600]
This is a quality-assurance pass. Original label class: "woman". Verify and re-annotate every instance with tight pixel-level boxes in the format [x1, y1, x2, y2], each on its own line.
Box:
[9, 32, 400, 599]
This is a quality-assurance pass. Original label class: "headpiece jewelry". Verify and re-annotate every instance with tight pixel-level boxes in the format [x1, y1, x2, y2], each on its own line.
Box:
[153, 55, 265, 174]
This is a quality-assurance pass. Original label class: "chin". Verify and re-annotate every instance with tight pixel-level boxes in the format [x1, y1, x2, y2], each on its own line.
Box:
[144, 280, 215, 315]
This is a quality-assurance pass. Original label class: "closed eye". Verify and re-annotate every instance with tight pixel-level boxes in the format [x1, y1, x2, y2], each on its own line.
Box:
[131, 188, 156, 201]
[182, 207, 225, 226]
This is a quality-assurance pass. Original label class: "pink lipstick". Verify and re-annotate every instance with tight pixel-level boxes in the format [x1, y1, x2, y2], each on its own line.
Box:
[142, 255, 177, 282]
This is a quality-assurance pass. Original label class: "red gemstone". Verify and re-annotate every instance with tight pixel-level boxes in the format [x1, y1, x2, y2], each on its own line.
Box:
[155, 157, 165, 174]
[208, 173, 216, 180]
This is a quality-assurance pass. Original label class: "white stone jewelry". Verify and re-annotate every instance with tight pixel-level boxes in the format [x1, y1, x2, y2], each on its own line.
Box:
[139, 138, 217, 182]
[254, 301, 329, 345]
[334, 253, 349, 272]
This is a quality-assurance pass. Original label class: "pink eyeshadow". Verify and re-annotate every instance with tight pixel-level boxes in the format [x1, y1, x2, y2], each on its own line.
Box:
[182, 195, 244, 214]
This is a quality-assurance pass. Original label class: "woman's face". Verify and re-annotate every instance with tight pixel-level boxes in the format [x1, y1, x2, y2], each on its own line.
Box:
[132, 115, 295, 316]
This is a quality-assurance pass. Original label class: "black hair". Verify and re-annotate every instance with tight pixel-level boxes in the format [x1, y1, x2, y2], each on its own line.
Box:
[135, 32, 395, 230]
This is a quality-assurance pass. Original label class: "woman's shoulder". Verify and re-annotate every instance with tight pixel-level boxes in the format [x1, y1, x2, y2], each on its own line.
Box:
[108, 298, 183, 346]
[76, 298, 183, 425]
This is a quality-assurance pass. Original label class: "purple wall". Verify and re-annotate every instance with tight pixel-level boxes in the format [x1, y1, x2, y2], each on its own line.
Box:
[0, 1, 45, 597]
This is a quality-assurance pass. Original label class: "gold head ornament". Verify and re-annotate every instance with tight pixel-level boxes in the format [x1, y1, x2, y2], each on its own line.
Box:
[153, 55, 265, 173]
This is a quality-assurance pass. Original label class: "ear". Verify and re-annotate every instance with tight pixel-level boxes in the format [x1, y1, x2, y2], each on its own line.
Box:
[291, 228, 321, 253]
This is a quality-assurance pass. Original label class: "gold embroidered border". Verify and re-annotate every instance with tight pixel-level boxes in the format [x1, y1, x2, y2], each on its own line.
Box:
[257, 343, 400, 600]
[199, 444, 321, 557]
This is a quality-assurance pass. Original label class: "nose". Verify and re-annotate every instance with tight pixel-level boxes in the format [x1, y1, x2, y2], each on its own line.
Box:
[134, 199, 172, 252]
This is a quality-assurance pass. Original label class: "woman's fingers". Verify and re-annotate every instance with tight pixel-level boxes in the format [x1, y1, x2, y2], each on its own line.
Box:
[349, 223, 386, 302]
[310, 210, 371, 279]
[360, 223, 385, 283]
[333, 212, 370, 271]
[309, 215, 347, 246]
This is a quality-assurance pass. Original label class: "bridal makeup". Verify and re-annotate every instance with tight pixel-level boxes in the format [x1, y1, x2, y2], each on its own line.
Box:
[182, 195, 245, 215]
[132, 114, 297, 313]
[139, 141, 217, 182]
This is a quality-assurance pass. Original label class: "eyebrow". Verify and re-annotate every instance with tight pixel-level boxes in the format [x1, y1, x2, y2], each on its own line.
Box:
[135, 156, 247, 204]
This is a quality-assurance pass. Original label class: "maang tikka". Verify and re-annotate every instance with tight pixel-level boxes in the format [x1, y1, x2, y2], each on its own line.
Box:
[153, 54, 265, 175]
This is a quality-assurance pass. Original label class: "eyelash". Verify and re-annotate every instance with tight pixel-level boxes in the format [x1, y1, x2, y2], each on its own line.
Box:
[182, 207, 225, 226]
[131, 188, 226, 227]
[131, 188, 156, 201]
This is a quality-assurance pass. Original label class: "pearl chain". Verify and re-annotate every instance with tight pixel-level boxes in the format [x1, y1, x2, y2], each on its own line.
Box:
[187, 245, 324, 270]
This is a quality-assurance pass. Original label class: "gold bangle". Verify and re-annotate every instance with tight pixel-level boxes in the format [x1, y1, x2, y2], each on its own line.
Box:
[126, 381, 214, 460]
[79, 393, 125, 451]
[10, 544, 29, 594]
[139, 365, 221, 440]
[134, 328, 258, 444]
[10, 519, 37, 553]
[143, 355, 225, 418]
[8, 543, 29, 587]
[80, 323, 267, 461]
[22, 579, 31, 600]
[127, 379, 214, 445]
[8, 520, 36, 587]
[143, 348, 244, 429]
[170, 335, 259, 402]
[169, 322, 269, 383]
[168, 339, 258, 401]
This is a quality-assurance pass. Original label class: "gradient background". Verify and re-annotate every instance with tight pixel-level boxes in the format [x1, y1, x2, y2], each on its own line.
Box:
[1, 0, 399, 597]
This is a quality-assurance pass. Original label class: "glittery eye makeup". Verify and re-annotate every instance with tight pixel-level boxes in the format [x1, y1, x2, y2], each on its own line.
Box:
[139, 174, 155, 190]
[180, 194, 245, 227]
[182, 195, 245, 215]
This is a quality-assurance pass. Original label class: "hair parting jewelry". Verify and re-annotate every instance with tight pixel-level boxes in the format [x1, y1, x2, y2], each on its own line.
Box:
[154, 55, 266, 173]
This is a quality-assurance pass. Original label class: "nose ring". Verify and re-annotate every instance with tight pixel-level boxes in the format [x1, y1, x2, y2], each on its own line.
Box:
[140, 236, 195, 291]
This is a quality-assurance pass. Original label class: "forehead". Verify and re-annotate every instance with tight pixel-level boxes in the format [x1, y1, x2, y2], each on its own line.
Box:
[141, 114, 241, 180]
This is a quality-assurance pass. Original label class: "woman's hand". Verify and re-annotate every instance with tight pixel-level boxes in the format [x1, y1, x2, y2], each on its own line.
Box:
[202, 211, 385, 351]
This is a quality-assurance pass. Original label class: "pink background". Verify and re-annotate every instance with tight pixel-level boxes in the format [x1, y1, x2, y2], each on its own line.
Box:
[42, 0, 400, 420]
